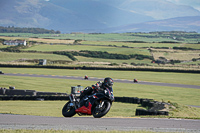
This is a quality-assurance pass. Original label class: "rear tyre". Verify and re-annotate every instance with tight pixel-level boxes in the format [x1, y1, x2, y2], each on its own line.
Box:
[92, 100, 111, 118]
[62, 101, 76, 117]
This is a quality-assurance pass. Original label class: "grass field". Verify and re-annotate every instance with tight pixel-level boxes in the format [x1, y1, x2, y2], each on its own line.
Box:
[22, 44, 151, 55]
[0, 44, 9, 48]
[0, 36, 74, 44]
[81, 41, 182, 48]
[75, 56, 152, 65]
[0, 67, 200, 120]
[0, 52, 71, 62]
[0, 67, 200, 105]
[1, 68, 199, 86]
[1, 75, 200, 106]
[0, 74, 200, 119]
[0, 33, 177, 42]
[182, 43, 200, 49]
[152, 50, 200, 61]
[1, 32, 200, 43]
[1, 34, 200, 69]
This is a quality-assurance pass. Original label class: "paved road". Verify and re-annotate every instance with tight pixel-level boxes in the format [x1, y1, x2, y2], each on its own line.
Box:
[3, 73, 200, 89]
[0, 114, 200, 132]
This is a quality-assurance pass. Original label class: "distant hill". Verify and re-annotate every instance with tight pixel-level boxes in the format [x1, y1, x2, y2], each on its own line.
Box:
[0, 0, 200, 33]
[106, 16, 200, 33]
[109, 0, 200, 19]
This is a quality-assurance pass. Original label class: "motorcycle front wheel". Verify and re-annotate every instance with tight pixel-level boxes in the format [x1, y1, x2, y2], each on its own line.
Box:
[92, 100, 111, 118]
[62, 101, 76, 117]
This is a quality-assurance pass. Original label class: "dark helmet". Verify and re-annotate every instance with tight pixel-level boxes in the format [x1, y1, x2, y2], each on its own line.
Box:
[103, 77, 114, 88]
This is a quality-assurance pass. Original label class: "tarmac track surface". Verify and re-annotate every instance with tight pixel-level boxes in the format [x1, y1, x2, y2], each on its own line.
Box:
[3, 73, 200, 89]
[0, 114, 200, 132]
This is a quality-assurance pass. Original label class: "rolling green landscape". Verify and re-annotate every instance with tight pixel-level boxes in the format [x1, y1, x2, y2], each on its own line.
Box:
[0, 32, 200, 70]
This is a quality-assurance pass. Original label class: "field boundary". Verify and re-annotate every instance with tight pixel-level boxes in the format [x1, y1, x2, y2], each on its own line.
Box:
[1, 64, 200, 73]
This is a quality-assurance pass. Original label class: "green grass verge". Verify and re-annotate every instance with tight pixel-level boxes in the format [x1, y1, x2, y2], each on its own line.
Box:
[0, 101, 138, 117]
[0, 100, 200, 119]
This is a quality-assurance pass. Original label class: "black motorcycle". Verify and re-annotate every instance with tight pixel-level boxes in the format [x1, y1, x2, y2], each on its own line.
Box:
[62, 88, 114, 118]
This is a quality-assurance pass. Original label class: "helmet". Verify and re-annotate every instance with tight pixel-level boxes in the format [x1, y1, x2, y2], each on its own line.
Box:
[103, 77, 114, 88]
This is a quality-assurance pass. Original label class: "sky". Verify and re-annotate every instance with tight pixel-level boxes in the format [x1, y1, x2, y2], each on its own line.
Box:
[166, 0, 200, 11]
[43, 0, 200, 11]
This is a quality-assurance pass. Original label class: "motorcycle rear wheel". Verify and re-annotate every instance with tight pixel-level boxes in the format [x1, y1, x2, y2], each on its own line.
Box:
[92, 100, 111, 118]
[62, 101, 76, 117]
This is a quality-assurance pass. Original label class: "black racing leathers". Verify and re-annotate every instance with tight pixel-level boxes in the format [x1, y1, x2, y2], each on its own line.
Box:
[79, 82, 111, 108]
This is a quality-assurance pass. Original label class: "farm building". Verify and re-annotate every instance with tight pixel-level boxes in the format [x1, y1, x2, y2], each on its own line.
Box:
[3, 40, 26, 46]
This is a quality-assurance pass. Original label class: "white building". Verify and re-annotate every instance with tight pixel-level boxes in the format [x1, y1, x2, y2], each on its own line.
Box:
[3, 40, 26, 46]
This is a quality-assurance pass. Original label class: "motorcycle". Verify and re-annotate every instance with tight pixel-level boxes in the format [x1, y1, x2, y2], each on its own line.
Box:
[133, 79, 138, 83]
[62, 88, 114, 118]
[84, 76, 88, 80]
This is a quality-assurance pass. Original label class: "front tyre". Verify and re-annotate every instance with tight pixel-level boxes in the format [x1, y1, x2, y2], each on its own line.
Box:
[92, 100, 111, 118]
[62, 101, 76, 117]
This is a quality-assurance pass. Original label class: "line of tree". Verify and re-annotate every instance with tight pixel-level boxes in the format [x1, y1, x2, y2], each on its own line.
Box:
[53, 50, 153, 61]
[78, 50, 130, 60]
[0, 26, 61, 34]
[53, 51, 77, 61]
[129, 54, 153, 60]
[173, 47, 199, 50]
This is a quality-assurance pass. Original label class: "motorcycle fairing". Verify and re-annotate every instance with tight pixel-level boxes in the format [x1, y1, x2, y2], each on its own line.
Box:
[75, 93, 104, 115]
[75, 102, 92, 115]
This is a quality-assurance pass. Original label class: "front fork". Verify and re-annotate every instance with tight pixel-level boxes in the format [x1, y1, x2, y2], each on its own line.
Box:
[69, 94, 78, 110]
[99, 100, 104, 108]
[96, 100, 105, 109]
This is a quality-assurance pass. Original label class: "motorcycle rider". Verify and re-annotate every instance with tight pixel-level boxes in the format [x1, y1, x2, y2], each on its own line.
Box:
[133, 78, 138, 83]
[84, 75, 88, 79]
[78, 77, 114, 108]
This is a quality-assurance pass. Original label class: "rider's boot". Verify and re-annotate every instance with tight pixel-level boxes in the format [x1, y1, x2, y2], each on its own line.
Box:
[78, 96, 88, 108]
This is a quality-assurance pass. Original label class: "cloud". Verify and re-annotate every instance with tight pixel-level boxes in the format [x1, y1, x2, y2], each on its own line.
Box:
[166, 0, 200, 11]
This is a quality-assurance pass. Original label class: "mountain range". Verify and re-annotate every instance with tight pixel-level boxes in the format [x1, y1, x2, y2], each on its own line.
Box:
[0, 0, 200, 33]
